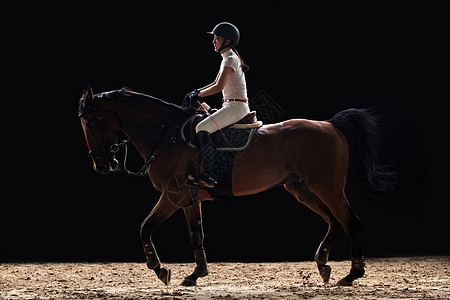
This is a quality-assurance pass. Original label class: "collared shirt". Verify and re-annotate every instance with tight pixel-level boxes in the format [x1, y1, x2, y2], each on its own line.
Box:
[220, 49, 248, 100]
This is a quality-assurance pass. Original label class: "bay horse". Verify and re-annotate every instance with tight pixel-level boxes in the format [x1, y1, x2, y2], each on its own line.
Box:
[79, 86, 395, 286]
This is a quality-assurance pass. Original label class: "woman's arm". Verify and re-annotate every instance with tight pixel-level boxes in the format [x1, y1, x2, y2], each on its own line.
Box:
[198, 66, 234, 98]
[198, 72, 220, 91]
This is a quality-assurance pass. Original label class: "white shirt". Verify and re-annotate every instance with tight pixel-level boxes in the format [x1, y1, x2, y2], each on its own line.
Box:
[220, 49, 248, 100]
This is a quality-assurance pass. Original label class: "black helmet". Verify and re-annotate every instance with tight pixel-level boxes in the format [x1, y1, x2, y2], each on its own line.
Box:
[208, 22, 240, 51]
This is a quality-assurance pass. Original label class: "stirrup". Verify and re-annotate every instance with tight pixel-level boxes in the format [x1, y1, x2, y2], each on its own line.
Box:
[188, 174, 217, 188]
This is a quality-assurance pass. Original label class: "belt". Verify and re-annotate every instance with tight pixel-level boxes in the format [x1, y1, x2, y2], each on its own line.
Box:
[222, 99, 248, 103]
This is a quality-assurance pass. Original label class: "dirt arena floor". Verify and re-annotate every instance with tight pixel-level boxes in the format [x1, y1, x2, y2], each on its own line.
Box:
[1, 256, 448, 299]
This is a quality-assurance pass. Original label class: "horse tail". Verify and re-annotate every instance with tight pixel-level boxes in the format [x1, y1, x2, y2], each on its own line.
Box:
[330, 108, 396, 197]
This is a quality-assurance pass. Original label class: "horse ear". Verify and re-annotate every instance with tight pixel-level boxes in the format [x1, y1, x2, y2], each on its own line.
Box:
[87, 85, 94, 100]
[81, 85, 94, 101]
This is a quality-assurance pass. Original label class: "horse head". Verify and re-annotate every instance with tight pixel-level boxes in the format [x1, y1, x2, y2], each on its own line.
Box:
[79, 86, 121, 174]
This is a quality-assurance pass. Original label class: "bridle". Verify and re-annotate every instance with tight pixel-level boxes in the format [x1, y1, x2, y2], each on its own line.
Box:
[79, 97, 185, 176]
[78, 98, 120, 167]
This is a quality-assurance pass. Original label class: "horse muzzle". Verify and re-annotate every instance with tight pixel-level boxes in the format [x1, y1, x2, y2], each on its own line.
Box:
[93, 156, 121, 174]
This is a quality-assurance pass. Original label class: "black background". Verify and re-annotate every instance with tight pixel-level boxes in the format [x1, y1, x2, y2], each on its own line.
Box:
[2, 4, 447, 263]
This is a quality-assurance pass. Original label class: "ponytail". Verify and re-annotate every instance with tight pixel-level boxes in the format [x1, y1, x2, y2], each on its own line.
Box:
[232, 48, 250, 73]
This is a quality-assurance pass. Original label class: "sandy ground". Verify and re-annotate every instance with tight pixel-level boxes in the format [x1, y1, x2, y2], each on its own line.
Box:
[1, 256, 448, 299]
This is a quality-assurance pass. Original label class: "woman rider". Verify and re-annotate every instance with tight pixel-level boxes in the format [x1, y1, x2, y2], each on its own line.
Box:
[184, 22, 250, 188]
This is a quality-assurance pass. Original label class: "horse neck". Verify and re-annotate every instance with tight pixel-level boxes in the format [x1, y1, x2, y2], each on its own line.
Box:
[109, 93, 185, 159]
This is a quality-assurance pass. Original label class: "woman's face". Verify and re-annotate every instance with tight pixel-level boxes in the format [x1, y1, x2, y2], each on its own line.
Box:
[212, 35, 229, 52]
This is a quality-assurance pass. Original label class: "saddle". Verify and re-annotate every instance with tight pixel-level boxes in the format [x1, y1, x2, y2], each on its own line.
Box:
[180, 109, 263, 151]
[180, 107, 263, 203]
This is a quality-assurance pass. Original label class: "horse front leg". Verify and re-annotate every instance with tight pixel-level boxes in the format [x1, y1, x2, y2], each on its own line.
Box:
[140, 194, 180, 285]
[180, 202, 209, 286]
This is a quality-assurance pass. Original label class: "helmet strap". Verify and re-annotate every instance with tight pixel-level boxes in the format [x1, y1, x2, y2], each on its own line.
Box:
[217, 39, 235, 53]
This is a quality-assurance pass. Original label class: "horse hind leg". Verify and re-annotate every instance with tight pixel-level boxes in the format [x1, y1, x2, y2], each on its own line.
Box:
[284, 179, 339, 284]
[314, 189, 365, 286]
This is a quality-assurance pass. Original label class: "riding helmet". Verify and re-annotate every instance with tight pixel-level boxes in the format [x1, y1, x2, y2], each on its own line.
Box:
[208, 22, 240, 50]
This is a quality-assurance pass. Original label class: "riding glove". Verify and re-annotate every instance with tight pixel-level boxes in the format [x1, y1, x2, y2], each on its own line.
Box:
[182, 89, 200, 108]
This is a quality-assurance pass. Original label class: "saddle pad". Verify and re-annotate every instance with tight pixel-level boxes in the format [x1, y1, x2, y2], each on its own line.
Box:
[230, 121, 263, 129]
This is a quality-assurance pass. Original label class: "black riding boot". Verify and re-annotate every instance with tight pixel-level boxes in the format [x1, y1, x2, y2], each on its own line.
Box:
[189, 131, 218, 188]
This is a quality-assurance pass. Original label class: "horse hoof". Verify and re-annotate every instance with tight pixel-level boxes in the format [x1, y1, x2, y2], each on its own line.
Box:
[318, 265, 331, 283]
[336, 268, 364, 286]
[158, 267, 171, 286]
[180, 277, 197, 286]
[336, 278, 353, 286]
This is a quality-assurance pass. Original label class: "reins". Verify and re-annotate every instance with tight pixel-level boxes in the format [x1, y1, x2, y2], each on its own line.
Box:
[107, 111, 186, 176]
[113, 123, 167, 176]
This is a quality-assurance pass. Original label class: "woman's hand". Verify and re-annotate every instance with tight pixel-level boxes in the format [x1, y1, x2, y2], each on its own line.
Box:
[182, 89, 200, 107]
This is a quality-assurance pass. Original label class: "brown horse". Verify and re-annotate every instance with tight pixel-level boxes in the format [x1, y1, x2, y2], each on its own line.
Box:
[79, 86, 395, 286]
